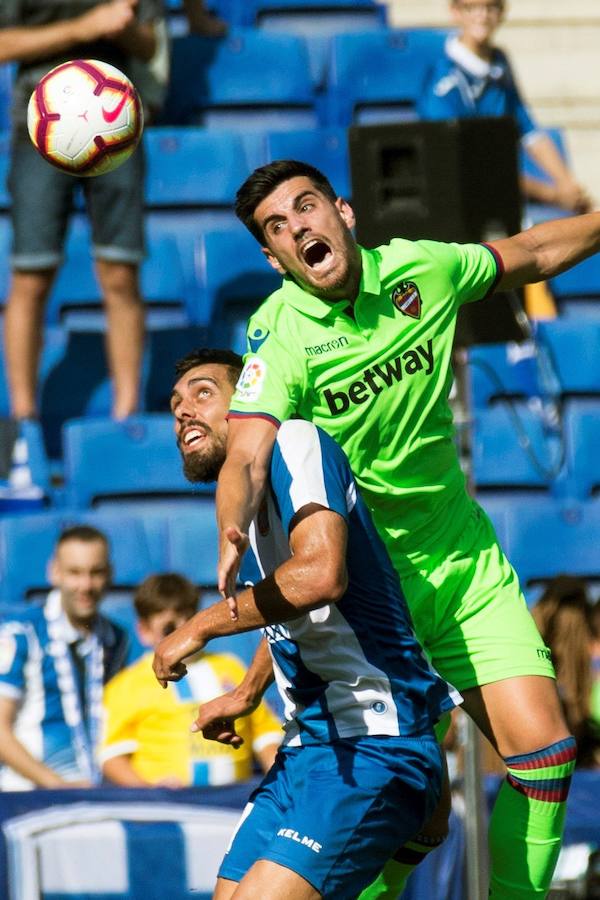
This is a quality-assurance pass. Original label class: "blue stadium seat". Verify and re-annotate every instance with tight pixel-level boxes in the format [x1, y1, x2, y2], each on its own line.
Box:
[536, 319, 600, 396]
[62, 414, 202, 508]
[468, 341, 539, 408]
[195, 226, 280, 327]
[45, 215, 199, 328]
[0, 130, 10, 211]
[550, 254, 600, 318]
[164, 506, 219, 586]
[0, 216, 11, 310]
[144, 127, 251, 207]
[564, 401, 600, 499]
[325, 29, 448, 127]
[0, 509, 165, 605]
[471, 403, 562, 491]
[0, 64, 13, 133]
[264, 127, 351, 200]
[162, 32, 317, 130]
[501, 497, 600, 587]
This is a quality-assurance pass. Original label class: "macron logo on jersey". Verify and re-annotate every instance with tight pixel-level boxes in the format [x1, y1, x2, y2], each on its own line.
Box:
[323, 339, 434, 415]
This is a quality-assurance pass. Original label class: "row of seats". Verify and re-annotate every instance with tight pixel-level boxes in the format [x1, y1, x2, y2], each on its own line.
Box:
[1, 493, 598, 609]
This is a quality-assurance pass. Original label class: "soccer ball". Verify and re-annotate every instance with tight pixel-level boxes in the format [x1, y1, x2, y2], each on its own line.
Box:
[27, 59, 143, 177]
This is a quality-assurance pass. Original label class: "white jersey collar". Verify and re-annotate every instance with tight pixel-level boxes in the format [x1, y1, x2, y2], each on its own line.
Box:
[445, 34, 504, 80]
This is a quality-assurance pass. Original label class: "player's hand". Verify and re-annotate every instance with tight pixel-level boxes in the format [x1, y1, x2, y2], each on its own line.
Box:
[191, 687, 259, 747]
[218, 526, 249, 621]
[553, 177, 593, 214]
[76, 0, 137, 42]
[152, 618, 204, 688]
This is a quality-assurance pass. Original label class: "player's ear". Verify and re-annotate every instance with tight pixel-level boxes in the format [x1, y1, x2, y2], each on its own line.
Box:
[261, 246, 286, 275]
[336, 197, 355, 230]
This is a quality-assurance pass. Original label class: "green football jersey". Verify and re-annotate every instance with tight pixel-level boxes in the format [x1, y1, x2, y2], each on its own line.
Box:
[229, 238, 501, 576]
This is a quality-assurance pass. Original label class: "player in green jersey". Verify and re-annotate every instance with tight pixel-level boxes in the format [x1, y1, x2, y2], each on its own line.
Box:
[214, 159, 597, 899]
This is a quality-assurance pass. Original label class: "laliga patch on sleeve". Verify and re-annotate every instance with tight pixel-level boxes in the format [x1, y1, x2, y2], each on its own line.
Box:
[235, 357, 267, 403]
[0, 634, 17, 674]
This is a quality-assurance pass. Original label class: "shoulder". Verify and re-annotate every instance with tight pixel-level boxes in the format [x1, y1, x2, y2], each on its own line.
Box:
[276, 421, 346, 464]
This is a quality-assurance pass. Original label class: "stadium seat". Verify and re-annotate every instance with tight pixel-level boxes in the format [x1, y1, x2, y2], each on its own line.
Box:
[500, 496, 600, 587]
[162, 32, 318, 131]
[0, 64, 13, 133]
[325, 29, 448, 127]
[0, 419, 51, 513]
[550, 254, 600, 317]
[470, 403, 563, 491]
[143, 324, 213, 412]
[164, 506, 219, 587]
[45, 215, 200, 328]
[144, 127, 251, 208]
[0, 130, 10, 211]
[195, 226, 280, 327]
[564, 401, 600, 499]
[536, 319, 600, 396]
[264, 127, 351, 200]
[62, 414, 204, 508]
[0, 509, 165, 605]
[468, 341, 539, 408]
[0, 215, 11, 310]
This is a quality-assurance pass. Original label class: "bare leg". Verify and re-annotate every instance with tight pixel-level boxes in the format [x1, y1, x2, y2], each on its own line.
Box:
[95, 259, 144, 420]
[3, 269, 55, 418]
[231, 860, 321, 900]
[461, 674, 569, 754]
[213, 877, 239, 900]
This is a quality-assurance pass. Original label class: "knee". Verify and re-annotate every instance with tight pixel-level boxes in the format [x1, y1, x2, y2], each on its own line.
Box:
[97, 261, 141, 307]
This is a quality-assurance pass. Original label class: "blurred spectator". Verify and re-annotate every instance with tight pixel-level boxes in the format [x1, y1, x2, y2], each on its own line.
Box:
[418, 0, 592, 215]
[0, 0, 161, 422]
[100, 573, 281, 787]
[0, 525, 128, 790]
[532, 576, 600, 769]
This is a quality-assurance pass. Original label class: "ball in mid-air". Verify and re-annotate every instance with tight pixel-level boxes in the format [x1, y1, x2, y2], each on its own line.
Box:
[27, 59, 143, 177]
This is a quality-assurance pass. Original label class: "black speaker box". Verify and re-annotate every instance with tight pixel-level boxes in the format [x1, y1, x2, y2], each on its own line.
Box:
[348, 116, 526, 344]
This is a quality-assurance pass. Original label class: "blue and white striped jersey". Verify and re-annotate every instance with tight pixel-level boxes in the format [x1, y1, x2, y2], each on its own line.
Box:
[0, 590, 128, 790]
[247, 420, 459, 747]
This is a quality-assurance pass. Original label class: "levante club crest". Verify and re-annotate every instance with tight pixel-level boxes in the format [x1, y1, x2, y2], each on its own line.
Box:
[391, 281, 422, 319]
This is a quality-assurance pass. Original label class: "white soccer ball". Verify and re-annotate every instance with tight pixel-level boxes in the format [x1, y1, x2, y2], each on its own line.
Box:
[27, 58, 143, 177]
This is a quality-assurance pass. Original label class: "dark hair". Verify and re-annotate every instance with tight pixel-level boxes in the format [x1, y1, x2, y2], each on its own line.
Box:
[174, 348, 244, 386]
[57, 525, 109, 551]
[235, 159, 338, 242]
[134, 573, 200, 620]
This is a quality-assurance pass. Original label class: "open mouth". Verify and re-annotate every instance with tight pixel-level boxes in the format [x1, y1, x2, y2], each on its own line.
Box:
[302, 239, 332, 270]
[181, 428, 206, 451]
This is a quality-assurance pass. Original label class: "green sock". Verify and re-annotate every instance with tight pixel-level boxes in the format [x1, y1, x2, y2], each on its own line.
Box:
[357, 835, 445, 899]
[489, 737, 576, 899]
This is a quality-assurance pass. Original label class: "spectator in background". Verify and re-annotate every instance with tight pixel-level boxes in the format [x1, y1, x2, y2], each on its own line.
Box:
[0, 0, 161, 423]
[100, 573, 281, 787]
[0, 525, 128, 790]
[418, 0, 592, 215]
[532, 576, 600, 769]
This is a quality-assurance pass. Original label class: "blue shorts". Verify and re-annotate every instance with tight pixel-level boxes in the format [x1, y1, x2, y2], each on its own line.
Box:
[219, 735, 443, 899]
[8, 128, 145, 270]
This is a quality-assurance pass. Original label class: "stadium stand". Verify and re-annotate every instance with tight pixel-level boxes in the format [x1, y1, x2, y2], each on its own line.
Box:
[265, 127, 352, 200]
[0, 130, 9, 211]
[0, 63, 13, 133]
[550, 254, 600, 318]
[324, 29, 448, 127]
[564, 401, 600, 499]
[61, 414, 209, 509]
[468, 341, 540, 409]
[536, 319, 600, 396]
[161, 31, 318, 133]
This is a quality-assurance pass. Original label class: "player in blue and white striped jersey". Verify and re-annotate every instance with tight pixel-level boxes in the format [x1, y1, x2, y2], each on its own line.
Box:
[156, 348, 460, 900]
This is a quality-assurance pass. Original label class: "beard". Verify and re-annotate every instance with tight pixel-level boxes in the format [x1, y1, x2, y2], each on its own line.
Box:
[179, 433, 226, 484]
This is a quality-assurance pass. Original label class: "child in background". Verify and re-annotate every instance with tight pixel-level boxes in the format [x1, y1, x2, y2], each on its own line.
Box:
[100, 573, 281, 787]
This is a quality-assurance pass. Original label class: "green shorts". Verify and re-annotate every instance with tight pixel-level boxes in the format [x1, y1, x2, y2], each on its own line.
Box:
[400, 500, 555, 692]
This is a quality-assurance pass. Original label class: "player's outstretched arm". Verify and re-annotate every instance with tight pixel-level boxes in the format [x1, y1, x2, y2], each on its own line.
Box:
[191, 639, 274, 747]
[493, 210, 600, 292]
[216, 417, 277, 616]
[154, 507, 348, 686]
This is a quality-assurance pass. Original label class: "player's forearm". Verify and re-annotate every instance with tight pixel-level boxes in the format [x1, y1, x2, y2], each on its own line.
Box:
[0, 22, 83, 64]
[496, 211, 600, 288]
[216, 454, 265, 538]
[103, 755, 151, 787]
[238, 638, 275, 704]
[0, 728, 67, 787]
[527, 133, 573, 185]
